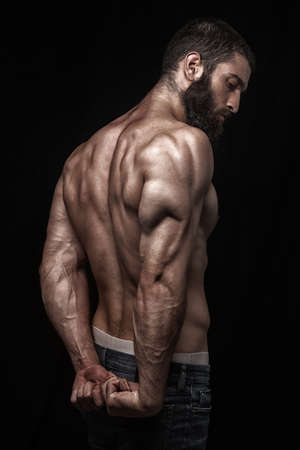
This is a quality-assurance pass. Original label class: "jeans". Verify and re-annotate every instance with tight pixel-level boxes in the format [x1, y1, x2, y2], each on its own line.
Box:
[83, 344, 211, 449]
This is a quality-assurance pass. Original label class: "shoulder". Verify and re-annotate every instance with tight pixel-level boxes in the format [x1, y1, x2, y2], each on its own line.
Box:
[180, 125, 212, 152]
[63, 121, 120, 169]
[177, 125, 213, 169]
[137, 125, 213, 184]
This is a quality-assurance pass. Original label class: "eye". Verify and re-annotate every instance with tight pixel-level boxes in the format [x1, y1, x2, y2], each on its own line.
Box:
[226, 81, 237, 91]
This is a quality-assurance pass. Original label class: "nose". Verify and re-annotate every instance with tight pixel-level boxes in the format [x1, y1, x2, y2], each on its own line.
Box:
[226, 91, 241, 114]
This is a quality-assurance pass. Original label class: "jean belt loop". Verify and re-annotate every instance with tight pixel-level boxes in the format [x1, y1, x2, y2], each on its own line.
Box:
[102, 347, 107, 367]
[177, 364, 187, 392]
[135, 365, 139, 382]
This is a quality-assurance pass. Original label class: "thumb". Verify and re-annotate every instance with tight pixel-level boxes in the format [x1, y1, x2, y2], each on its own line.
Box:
[101, 376, 120, 401]
[119, 378, 131, 392]
[107, 378, 120, 396]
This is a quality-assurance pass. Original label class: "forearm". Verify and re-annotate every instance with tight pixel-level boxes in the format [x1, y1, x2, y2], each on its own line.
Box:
[40, 261, 99, 372]
[133, 280, 186, 410]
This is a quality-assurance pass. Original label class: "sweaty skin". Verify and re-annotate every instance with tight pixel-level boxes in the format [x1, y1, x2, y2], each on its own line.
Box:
[40, 52, 250, 417]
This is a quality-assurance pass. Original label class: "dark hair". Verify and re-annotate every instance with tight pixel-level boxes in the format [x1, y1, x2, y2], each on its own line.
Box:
[161, 17, 255, 81]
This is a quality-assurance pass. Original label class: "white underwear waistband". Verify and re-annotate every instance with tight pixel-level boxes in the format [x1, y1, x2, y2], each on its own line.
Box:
[92, 326, 209, 365]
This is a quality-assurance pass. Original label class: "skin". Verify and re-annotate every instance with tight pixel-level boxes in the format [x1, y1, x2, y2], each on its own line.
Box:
[39, 51, 251, 417]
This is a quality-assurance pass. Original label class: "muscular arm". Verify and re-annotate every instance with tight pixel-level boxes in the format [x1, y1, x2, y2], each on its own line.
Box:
[39, 177, 99, 372]
[133, 135, 213, 411]
[39, 176, 117, 411]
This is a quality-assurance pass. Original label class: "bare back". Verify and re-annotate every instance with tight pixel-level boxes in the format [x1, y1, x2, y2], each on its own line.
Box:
[62, 107, 219, 353]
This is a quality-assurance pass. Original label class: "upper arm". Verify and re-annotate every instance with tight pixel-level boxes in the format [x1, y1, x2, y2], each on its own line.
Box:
[137, 133, 213, 293]
[40, 176, 86, 273]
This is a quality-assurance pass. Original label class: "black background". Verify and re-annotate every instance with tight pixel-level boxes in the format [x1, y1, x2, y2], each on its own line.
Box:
[2, 2, 287, 449]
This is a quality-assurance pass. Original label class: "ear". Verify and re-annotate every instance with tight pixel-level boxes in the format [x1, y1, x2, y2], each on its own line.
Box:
[184, 52, 204, 82]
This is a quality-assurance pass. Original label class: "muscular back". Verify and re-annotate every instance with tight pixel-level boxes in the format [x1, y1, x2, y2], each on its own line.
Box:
[61, 108, 219, 351]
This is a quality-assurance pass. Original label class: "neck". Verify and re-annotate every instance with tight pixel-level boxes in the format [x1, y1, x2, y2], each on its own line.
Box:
[139, 78, 187, 123]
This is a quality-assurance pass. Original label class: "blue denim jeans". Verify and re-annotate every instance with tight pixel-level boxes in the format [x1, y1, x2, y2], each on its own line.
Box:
[83, 344, 211, 449]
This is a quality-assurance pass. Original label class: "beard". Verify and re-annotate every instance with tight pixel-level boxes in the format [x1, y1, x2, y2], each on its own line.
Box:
[182, 71, 228, 146]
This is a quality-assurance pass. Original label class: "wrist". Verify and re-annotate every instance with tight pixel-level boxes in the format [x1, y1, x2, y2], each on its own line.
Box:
[69, 344, 101, 373]
[139, 390, 163, 415]
[73, 357, 101, 373]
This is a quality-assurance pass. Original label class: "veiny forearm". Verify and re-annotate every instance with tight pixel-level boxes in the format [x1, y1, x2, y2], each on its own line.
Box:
[40, 260, 100, 372]
[133, 278, 186, 410]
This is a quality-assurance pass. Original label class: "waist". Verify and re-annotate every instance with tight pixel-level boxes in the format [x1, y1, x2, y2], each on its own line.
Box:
[92, 326, 209, 365]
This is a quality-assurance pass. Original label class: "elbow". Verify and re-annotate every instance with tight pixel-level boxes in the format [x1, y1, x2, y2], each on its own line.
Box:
[38, 262, 44, 278]
[39, 261, 49, 285]
[139, 396, 164, 416]
[39, 252, 49, 277]
[138, 275, 178, 305]
[143, 403, 163, 417]
[39, 264, 48, 306]
[38, 260, 57, 306]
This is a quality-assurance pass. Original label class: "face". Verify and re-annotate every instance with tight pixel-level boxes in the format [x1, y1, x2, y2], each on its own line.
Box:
[182, 53, 251, 145]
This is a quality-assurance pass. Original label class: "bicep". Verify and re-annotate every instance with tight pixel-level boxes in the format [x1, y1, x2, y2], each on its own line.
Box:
[138, 214, 196, 299]
[137, 152, 210, 292]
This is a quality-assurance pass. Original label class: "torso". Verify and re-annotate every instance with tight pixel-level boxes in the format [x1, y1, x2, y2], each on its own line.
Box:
[63, 106, 219, 353]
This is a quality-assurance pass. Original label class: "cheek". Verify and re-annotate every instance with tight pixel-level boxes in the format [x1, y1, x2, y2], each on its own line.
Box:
[211, 90, 223, 112]
[210, 78, 222, 98]
[211, 84, 227, 110]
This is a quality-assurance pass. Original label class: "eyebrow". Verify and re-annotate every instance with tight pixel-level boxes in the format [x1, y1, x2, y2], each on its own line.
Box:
[228, 73, 248, 91]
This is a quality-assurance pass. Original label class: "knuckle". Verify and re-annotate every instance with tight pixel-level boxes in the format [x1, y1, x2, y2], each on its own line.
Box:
[106, 397, 113, 408]
[107, 407, 115, 416]
[93, 394, 102, 406]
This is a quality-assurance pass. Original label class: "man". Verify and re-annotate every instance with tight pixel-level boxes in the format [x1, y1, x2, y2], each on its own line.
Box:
[40, 17, 255, 449]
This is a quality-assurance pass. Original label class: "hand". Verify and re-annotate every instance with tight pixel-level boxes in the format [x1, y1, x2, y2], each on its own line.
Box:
[101, 377, 162, 418]
[71, 364, 116, 412]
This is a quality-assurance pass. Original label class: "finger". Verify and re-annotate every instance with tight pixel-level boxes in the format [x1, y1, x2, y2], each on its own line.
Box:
[107, 371, 116, 380]
[71, 387, 78, 405]
[128, 381, 139, 392]
[77, 383, 91, 411]
[92, 384, 104, 408]
[119, 378, 131, 392]
[77, 383, 85, 399]
[83, 381, 93, 397]
[82, 381, 95, 411]
[76, 385, 85, 410]
[77, 383, 85, 404]
[107, 378, 120, 397]
[71, 389, 81, 410]
[101, 376, 118, 403]
[104, 378, 121, 411]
